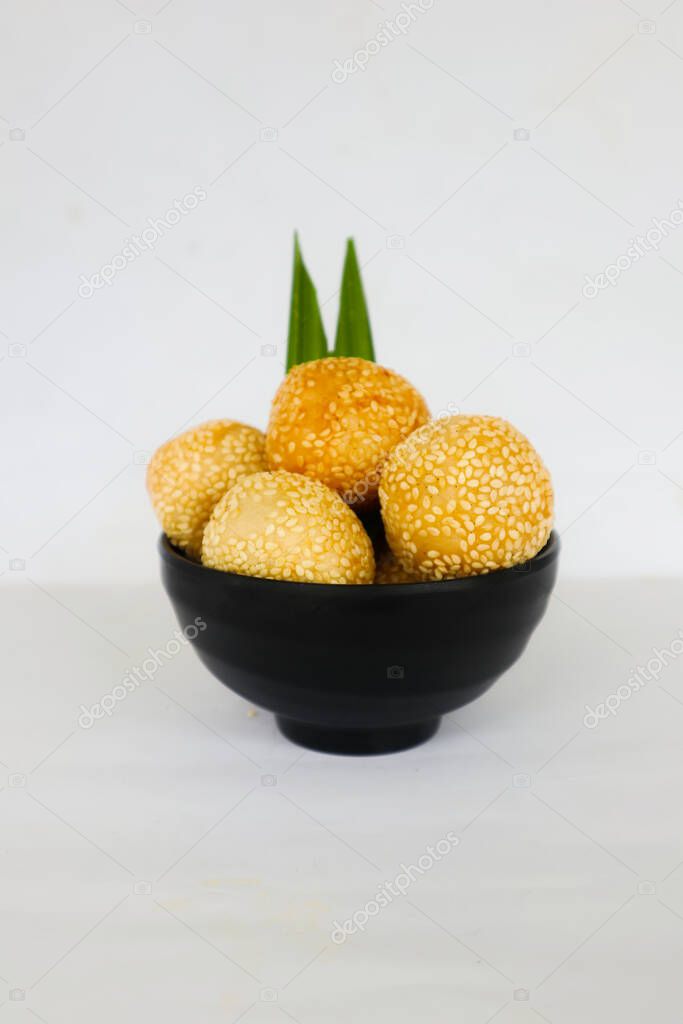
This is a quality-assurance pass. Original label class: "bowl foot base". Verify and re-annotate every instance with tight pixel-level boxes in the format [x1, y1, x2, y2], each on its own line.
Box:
[276, 716, 441, 756]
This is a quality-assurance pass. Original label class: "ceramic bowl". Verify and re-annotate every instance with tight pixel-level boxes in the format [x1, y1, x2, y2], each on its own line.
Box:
[159, 532, 559, 755]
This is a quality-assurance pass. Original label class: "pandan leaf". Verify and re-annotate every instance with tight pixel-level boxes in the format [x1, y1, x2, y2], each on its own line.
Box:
[334, 238, 375, 362]
[286, 234, 328, 371]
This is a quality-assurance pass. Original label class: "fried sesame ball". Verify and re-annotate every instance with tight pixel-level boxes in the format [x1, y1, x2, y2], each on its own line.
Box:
[379, 415, 554, 580]
[147, 420, 267, 558]
[201, 471, 375, 584]
[374, 549, 420, 585]
[266, 357, 429, 509]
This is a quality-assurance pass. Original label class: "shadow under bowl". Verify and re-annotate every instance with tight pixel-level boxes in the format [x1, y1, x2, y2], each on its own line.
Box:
[159, 532, 559, 756]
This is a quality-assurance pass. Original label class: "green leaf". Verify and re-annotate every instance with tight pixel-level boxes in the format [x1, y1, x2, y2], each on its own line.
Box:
[286, 234, 328, 372]
[334, 238, 375, 362]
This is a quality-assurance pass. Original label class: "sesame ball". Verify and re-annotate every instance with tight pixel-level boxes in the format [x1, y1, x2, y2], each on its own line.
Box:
[266, 357, 429, 509]
[374, 549, 420, 585]
[201, 471, 375, 584]
[147, 420, 267, 557]
[379, 415, 554, 580]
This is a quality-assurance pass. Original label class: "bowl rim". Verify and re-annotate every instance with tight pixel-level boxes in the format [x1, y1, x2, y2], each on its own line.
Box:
[159, 529, 559, 596]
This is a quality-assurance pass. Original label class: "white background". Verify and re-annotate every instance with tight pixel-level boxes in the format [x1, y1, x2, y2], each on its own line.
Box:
[2, 1, 683, 1022]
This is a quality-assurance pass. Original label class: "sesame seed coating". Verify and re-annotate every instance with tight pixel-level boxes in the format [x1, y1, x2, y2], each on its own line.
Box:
[374, 548, 420, 585]
[379, 414, 554, 580]
[201, 471, 375, 584]
[266, 357, 429, 509]
[147, 420, 267, 558]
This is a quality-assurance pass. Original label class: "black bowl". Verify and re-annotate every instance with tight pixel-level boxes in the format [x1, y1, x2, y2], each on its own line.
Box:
[159, 532, 559, 756]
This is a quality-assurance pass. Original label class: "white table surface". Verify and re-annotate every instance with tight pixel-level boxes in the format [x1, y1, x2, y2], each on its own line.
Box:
[2, 575, 683, 1023]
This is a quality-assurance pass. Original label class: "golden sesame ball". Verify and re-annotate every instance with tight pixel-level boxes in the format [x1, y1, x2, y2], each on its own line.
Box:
[201, 471, 375, 584]
[374, 549, 420, 585]
[266, 357, 429, 508]
[147, 420, 267, 557]
[379, 415, 554, 580]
